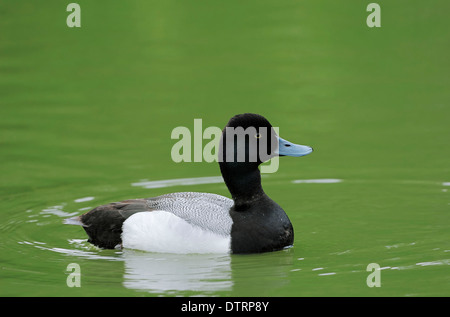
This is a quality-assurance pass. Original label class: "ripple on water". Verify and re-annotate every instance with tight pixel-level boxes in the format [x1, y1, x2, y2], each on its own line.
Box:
[131, 176, 224, 189]
[292, 178, 343, 184]
[6, 175, 449, 296]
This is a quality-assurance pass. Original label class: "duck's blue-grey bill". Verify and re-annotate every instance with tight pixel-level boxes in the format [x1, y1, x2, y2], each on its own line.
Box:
[277, 137, 313, 157]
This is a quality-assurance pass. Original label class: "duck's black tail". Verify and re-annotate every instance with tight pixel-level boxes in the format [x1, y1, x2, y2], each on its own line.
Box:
[65, 199, 150, 249]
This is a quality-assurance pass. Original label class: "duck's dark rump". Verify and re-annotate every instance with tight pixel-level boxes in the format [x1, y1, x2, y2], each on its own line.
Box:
[77, 199, 150, 249]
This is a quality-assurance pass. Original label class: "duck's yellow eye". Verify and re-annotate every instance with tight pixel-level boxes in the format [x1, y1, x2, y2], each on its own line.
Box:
[255, 133, 262, 139]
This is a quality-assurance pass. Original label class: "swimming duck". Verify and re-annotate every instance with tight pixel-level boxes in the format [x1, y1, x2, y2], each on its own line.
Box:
[66, 113, 313, 254]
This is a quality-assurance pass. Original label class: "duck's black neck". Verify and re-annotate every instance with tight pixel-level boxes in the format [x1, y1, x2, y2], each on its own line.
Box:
[219, 162, 267, 210]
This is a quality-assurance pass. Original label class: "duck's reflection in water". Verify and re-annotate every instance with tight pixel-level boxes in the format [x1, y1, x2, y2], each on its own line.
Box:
[122, 250, 232, 293]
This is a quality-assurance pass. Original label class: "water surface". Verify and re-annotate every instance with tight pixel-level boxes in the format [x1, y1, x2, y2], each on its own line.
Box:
[1, 0, 449, 296]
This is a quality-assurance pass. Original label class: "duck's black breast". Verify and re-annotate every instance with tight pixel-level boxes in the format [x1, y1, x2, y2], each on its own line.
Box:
[229, 196, 294, 254]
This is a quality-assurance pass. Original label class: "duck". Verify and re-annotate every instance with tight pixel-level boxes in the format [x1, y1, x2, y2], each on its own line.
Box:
[66, 113, 313, 254]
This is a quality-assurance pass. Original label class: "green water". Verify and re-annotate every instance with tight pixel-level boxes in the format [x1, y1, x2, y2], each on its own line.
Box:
[1, 0, 449, 296]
